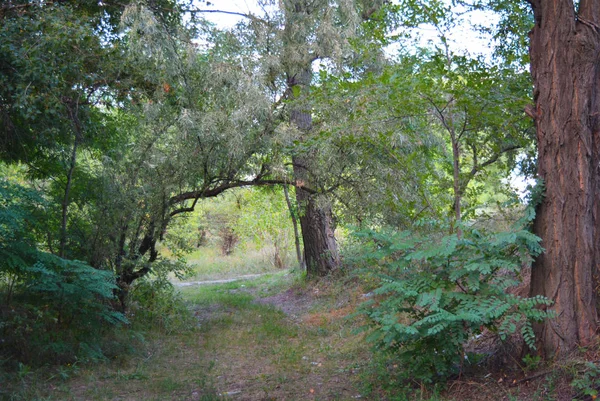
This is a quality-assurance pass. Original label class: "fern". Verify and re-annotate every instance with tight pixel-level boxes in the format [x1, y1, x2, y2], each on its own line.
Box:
[1, 179, 127, 365]
[357, 200, 552, 384]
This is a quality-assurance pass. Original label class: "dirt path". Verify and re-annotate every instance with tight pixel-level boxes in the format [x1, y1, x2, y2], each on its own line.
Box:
[173, 273, 270, 287]
[23, 275, 371, 401]
[185, 281, 369, 400]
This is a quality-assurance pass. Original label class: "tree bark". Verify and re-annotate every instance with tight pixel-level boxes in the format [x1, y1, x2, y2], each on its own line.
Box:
[451, 133, 462, 237]
[293, 155, 340, 276]
[288, 67, 340, 277]
[528, 0, 600, 358]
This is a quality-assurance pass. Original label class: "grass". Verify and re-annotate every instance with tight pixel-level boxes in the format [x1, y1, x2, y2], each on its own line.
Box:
[170, 242, 297, 282]
[3, 267, 372, 401]
[4, 242, 588, 401]
[180, 277, 370, 400]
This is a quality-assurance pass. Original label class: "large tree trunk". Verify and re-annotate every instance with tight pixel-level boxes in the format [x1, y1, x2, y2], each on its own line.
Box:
[528, 0, 600, 358]
[293, 155, 340, 276]
[288, 67, 340, 277]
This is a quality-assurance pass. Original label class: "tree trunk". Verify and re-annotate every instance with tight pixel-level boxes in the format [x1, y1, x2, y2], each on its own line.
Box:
[59, 138, 78, 258]
[288, 67, 340, 277]
[293, 156, 340, 276]
[528, 0, 600, 358]
[451, 133, 462, 238]
[283, 184, 305, 270]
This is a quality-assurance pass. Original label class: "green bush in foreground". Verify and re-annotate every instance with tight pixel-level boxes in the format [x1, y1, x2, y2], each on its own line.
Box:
[358, 209, 552, 384]
[0, 180, 126, 366]
[128, 262, 195, 335]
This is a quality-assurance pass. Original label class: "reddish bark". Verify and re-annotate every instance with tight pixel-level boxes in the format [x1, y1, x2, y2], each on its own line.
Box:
[528, 0, 600, 358]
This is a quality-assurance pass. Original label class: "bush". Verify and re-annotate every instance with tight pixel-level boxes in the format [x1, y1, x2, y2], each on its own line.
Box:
[0, 180, 126, 366]
[128, 259, 194, 334]
[357, 212, 552, 384]
[571, 362, 600, 399]
[1, 255, 128, 365]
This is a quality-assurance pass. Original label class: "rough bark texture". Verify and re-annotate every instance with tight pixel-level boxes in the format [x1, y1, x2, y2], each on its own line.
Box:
[288, 68, 340, 277]
[293, 155, 340, 276]
[529, 0, 600, 358]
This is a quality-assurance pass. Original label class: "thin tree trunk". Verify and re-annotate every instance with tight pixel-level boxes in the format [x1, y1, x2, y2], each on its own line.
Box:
[59, 138, 78, 258]
[451, 135, 462, 237]
[283, 184, 305, 270]
[528, 0, 600, 358]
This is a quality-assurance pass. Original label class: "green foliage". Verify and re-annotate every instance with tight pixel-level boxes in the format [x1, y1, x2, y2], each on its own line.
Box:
[234, 187, 295, 268]
[129, 270, 194, 334]
[309, 40, 534, 227]
[167, 188, 296, 267]
[571, 362, 600, 399]
[0, 179, 45, 287]
[357, 207, 552, 384]
[0, 179, 126, 366]
[521, 353, 542, 373]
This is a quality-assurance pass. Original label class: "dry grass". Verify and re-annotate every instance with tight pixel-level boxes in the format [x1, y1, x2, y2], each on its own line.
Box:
[171, 243, 296, 283]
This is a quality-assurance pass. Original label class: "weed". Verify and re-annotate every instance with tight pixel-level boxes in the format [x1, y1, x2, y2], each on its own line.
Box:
[572, 362, 600, 399]
[522, 354, 542, 373]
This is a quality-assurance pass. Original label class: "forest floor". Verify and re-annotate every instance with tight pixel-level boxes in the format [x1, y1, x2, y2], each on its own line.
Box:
[7, 269, 583, 401]
[12, 271, 375, 400]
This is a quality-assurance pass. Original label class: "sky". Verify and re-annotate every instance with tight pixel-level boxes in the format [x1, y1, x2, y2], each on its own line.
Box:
[200, 0, 261, 28]
[199, 0, 498, 57]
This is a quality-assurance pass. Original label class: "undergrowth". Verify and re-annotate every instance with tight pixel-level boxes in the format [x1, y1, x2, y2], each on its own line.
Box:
[355, 190, 553, 389]
[0, 180, 128, 372]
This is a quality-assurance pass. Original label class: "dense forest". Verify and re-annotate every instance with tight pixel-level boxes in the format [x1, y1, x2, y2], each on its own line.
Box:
[2, 0, 600, 400]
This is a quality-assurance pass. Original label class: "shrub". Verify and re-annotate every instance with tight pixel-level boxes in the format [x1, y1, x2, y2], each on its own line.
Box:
[357, 210, 552, 384]
[128, 258, 194, 334]
[1, 255, 128, 365]
[571, 362, 600, 400]
[0, 180, 126, 366]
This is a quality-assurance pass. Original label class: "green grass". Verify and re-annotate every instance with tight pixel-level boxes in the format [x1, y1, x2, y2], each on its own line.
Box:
[2, 258, 369, 401]
[172, 243, 297, 282]
[2, 243, 587, 401]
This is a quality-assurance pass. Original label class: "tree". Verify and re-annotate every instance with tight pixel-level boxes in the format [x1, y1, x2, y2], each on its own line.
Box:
[280, 0, 389, 275]
[282, 1, 340, 276]
[192, 0, 387, 276]
[527, 0, 600, 358]
[0, 0, 198, 309]
[306, 37, 532, 232]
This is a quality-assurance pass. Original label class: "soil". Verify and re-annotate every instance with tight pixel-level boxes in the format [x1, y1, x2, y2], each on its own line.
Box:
[254, 287, 317, 319]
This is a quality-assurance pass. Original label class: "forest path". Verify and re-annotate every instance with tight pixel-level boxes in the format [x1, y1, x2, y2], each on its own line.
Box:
[53, 273, 371, 401]
[172, 273, 270, 287]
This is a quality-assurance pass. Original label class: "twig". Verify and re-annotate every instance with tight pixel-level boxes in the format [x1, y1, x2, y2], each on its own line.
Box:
[510, 369, 555, 386]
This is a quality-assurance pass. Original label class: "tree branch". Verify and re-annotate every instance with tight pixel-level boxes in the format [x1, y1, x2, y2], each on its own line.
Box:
[477, 144, 520, 172]
[169, 197, 200, 217]
[181, 8, 269, 25]
[169, 178, 317, 206]
[462, 143, 521, 193]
